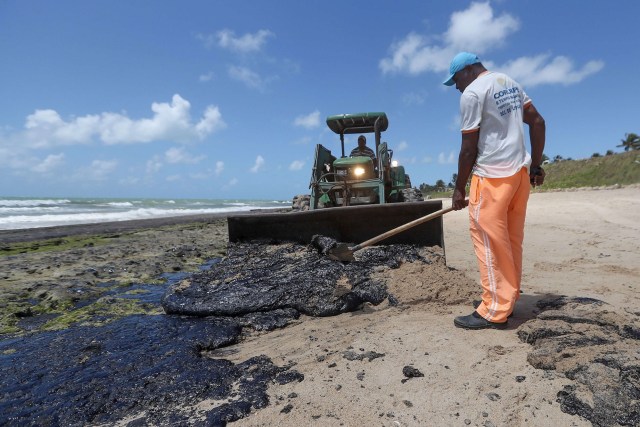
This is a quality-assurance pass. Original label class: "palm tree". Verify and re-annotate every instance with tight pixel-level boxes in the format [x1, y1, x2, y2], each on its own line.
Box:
[617, 133, 640, 151]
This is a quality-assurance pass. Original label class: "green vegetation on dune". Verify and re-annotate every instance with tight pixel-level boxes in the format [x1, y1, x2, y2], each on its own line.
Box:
[420, 151, 640, 199]
[541, 150, 640, 189]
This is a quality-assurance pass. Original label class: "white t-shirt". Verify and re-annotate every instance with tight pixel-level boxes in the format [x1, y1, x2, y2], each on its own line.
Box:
[460, 71, 533, 178]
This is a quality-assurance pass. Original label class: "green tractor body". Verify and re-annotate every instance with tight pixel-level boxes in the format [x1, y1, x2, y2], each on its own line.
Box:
[310, 112, 412, 209]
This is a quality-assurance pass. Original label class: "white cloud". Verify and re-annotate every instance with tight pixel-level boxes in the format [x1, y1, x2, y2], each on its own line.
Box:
[195, 105, 225, 138]
[379, 2, 602, 86]
[402, 91, 427, 106]
[292, 136, 312, 145]
[444, 2, 519, 53]
[216, 29, 274, 53]
[450, 114, 461, 132]
[499, 54, 605, 88]
[31, 153, 65, 173]
[438, 151, 457, 164]
[196, 33, 216, 49]
[199, 71, 214, 82]
[422, 156, 433, 163]
[118, 176, 140, 186]
[164, 147, 205, 164]
[166, 174, 182, 182]
[14, 94, 226, 149]
[228, 65, 264, 90]
[396, 156, 417, 165]
[289, 160, 305, 171]
[397, 141, 408, 151]
[146, 156, 163, 174]
[189, 172, 210, 180]
[24, 110, 100, 147]
[215, 161, 224, 176]
[380, 32, 451, 75]
[77, 159, 118, 181]
[380, 2, 518, 76]
[294, 110, 321, 129]
[222, 177, 238, 190]
[250, 155, 265, 173]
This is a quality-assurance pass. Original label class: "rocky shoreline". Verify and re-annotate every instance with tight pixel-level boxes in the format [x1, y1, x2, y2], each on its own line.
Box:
[0, 217, 232, 335]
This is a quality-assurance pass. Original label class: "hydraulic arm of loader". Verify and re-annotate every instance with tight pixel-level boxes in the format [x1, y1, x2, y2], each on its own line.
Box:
[309, 144, 337, 210]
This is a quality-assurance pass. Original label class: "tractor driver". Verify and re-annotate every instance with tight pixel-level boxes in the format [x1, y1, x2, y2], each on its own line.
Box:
[350, 135, 376, 162]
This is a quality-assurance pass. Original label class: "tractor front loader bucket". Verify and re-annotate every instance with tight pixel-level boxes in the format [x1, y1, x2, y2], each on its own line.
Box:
[227, 199, 446, 258]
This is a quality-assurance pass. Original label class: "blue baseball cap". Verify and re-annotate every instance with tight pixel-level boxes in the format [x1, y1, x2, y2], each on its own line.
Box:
[443, 52, 480, 86]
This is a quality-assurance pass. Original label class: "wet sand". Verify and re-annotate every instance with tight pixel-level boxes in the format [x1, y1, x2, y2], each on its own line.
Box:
[1, 187, 639, 425]
[0, 208, 284, 244]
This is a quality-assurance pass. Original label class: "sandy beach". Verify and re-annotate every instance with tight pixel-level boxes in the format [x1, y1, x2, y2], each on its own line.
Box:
[1, 186, 639, 426]
[229, 186, 640, 426]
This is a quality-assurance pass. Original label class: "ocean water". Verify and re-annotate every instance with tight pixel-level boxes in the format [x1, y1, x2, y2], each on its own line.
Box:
[0, 197, 290, 230]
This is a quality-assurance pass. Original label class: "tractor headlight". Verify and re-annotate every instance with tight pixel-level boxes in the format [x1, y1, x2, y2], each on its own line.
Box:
[353, 167, 365, 176]
[391, 160, 399, 167]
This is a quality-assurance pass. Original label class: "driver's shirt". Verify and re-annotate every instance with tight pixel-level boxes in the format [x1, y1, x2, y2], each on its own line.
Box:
[350, 146, 375, 160]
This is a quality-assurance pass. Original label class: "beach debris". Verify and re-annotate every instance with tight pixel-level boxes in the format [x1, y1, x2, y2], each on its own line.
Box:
[486, 392, 501, 401]
[402, 365, 424, 379]
[518, 295, 640, 426]
[342, 350, 386, 362]
[280, 403, 294, 414]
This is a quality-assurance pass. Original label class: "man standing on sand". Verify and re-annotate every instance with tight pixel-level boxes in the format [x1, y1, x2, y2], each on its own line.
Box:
[443, 52, 546, 330]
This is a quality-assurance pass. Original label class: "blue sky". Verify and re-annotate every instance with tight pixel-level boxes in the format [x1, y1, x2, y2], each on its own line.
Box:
[1, 1, 638, 200]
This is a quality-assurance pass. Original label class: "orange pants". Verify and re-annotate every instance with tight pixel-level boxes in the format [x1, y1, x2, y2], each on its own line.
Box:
[468, 167, 530, 323]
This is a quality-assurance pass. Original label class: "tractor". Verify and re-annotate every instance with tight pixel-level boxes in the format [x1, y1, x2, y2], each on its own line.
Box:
[227, 111, 445, 257]
[309, 112, 417, 209]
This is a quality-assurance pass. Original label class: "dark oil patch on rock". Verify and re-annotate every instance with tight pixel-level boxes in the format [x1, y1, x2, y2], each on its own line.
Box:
[0, 314, 303, 426]
[162, 240, 430, 318]
[517, 295, 640, 426]
[0, 252, 303, 426]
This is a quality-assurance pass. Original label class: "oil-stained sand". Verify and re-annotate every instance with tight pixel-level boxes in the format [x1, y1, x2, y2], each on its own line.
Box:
[162, 240, 474, 318]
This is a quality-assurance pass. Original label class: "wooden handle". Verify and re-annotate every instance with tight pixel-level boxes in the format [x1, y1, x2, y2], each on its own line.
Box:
[351, 206, 455, 251]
